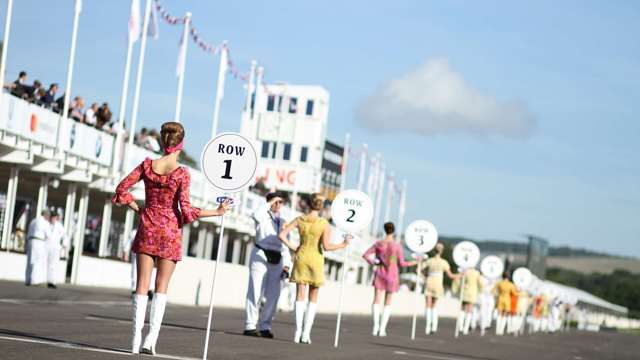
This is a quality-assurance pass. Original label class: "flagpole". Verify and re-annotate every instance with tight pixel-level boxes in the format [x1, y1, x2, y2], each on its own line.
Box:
[356, 144, 368, 191]
[111, 6, 137, 178]
[397, 180, 407, 238]
[339, 133, 350, 192]
[384, 172, 395, 222]
[210, 42, 227, 138]
[372, 163, 385, 236]
[55, 0, 82, 155]
[244, 60, 256, 113]
[174, 12, 191, 123]
[0, 0, 14, 96]
[252, 66, 263, 122]
[124, 0, 152, 171]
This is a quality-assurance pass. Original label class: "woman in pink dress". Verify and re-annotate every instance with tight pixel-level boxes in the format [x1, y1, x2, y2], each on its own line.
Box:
[112, 121, 229, 354]
[362, 222, 417, 337]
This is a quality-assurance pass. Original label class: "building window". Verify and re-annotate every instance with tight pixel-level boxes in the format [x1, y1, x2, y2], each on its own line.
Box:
[266, 95, 275, 111]
[300, 146, 308, 163]
[283, 143, 292, 160]
[289, 97, 298, 114]
[277, 95, 284, 112]
[306, 100, 314, 116]
[261, 141, 269, 158]
[271, 142, 278, 159]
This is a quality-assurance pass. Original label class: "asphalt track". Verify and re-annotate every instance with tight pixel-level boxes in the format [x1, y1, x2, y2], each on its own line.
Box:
[0, 280, 636, 360]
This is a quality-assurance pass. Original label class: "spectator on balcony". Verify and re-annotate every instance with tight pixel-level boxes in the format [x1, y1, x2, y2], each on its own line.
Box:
[135, 127, 149, 146]
[145, 129, 161, 153]
[54, 94, 65, 114]
[84, 103, 98, 126]
[9, 71, 29, 98]
[40, 83, 59, 108]
[96, 103, 112, 130]
[69, 96, 85, 122]
[26, 80, 42, 103]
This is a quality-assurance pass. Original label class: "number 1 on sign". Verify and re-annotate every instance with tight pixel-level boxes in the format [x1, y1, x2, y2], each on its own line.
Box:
[221, 160, 233, 179]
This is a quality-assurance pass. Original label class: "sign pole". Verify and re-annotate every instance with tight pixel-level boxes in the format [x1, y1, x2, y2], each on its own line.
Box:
[411, 259, 422, 340]
[202, 203, 227, 360]
[334, 240, 351, 348]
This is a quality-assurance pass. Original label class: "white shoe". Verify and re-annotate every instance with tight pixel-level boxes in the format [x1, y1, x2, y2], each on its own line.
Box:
[372, 325, 379, 336]
[141, 293, 167, 355]
[378, 330, 387, 337]
[294, 330, 302, 343]
[131, 295, 148, 354]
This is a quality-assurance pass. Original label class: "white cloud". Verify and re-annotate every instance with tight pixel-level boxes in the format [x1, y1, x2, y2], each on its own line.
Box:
[355, 58, 536, 138]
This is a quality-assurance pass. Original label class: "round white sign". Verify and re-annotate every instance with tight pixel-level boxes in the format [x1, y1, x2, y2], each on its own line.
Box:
[480, 255, 504, 279]
[331, 189, 374, 233]
[452, 241, 480, 269]
[404, 220, 438, 254]
[512, 267, 533, 289]
[201, 133, 257, 192]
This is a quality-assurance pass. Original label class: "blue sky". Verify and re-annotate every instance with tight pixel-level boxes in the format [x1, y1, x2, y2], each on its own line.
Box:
[3, 0, 639, 256]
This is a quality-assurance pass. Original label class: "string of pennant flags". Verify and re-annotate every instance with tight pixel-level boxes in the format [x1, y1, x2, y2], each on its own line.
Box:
[154, 0, 250, 82]
[347, 147, 403, 195]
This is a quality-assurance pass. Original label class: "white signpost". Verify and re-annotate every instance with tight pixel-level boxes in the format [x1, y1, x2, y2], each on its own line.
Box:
[331, 189, 373, 348]
[404, 220, 438, 340]
[479, 255, 503, 336]
[200, 133, 257, 360]
[452, 241, 480, 338]
[480, 255, 504, 280]
[512, 267, 533, 336]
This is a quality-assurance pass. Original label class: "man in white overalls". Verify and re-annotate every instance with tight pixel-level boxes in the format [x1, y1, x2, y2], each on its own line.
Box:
[244, 191, 292, 338]
[25, 209, 51, 286]
[46, 211, 68, 288]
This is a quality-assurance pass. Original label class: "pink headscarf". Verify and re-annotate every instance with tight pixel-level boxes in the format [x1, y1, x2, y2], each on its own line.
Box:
[164, 139, 184, 155]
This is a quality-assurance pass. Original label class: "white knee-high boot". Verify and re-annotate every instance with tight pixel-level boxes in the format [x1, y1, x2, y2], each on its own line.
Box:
[432, 308, 439, 333]
[372, 304, 381, 336]
[379, 306, 392, 337]
[456, 312, 465, 335]
[294, 301, 305, 343]
[463, 312, 472, 335]
[497, 315, 506, 335]
[131, 294, 148, 354]
[425, 308, 432, 335]
[301, 302, 317, 344]
[142, 293, 167, 355]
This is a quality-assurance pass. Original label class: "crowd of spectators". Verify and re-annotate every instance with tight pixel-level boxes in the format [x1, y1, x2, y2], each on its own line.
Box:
[3, 71, 117, 134]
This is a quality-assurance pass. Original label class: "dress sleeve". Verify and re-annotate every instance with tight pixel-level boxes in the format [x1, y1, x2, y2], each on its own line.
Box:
[362, 243, 377, 265]
[396, 244, 411, 267]
[112, 161, 144, 206]
[179, 169, 202, 225]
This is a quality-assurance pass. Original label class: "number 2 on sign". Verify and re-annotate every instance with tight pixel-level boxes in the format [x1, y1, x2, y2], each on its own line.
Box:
[346, 209, 356, 223]
[221, 160, 233, 179]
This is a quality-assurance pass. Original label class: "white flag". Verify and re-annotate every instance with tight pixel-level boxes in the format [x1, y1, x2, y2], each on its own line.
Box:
[128, 0, 141, 44]
[147, 1, 159, 40]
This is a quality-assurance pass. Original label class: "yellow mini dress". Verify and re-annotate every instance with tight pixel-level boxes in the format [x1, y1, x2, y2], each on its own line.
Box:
[290, 216, 329, 287]
[452, 268, 483, 304]
[494, 279, 516, 313]
[422, 256, 451, 298]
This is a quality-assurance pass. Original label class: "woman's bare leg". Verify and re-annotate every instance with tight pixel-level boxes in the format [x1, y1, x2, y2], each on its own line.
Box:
[135, 253, 154, 295]
[154, 258, 177, 294]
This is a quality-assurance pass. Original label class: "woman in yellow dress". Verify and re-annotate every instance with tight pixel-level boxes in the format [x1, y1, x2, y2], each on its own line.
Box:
[452, 267, 483, 335]
[279, 193, 349, 344]
[493, 272, 517, 335]
[422, 243, 458, 334]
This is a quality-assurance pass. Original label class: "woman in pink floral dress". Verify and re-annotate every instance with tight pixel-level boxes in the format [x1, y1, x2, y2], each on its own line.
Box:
[362, 222, 417, 337]
[113, 122, 229, 355]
